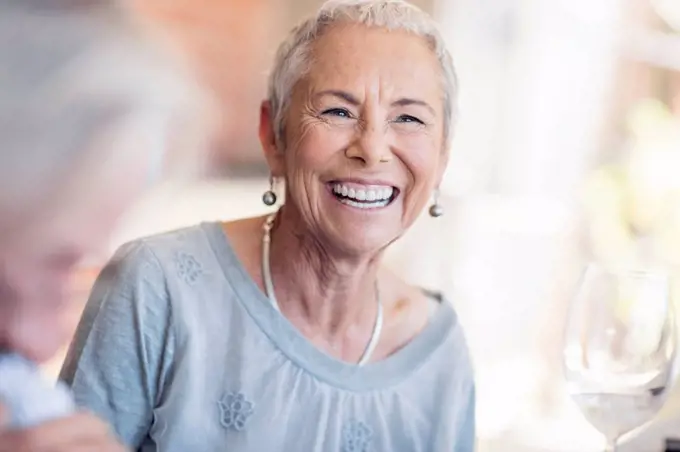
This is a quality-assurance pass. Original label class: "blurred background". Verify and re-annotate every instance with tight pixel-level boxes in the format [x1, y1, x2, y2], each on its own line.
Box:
[42, 0, 680, 450]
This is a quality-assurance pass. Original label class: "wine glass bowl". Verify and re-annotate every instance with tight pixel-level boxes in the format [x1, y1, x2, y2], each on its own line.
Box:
[563, 264, 676, 451]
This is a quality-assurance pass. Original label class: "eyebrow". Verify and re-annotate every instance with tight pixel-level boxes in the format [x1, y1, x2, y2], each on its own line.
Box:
[315, 90, 360, 106]
[315, 90, 436, 115]
[392, 98, 436, 116]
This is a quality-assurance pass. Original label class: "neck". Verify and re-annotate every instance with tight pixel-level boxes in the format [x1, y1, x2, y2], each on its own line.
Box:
[266, 206, 381, 339]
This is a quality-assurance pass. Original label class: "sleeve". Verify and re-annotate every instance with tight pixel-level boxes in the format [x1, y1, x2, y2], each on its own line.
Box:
[59, 240, 176, 449]
[455, 383, 476, 452]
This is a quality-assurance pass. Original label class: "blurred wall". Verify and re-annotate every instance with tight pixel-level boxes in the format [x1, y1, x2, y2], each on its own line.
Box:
[129, 0, 435, 176]
[130, 0, 288, 175]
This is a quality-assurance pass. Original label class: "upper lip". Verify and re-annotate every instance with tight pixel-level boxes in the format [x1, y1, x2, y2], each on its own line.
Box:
[327, 178, 397, 188]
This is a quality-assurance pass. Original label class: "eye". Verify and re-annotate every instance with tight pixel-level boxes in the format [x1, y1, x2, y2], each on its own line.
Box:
[321, 108, 352, 118]
[394, 114, 424, 125]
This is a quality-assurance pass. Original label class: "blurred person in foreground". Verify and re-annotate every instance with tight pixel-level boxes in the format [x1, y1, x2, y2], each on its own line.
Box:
[61, 0, 475, 450]
[0, 0, 211, 449]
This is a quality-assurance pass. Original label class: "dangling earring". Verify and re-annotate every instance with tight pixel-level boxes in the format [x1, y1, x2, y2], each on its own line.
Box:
[262, 176, 277, 206]
[428, 188, 444, 217]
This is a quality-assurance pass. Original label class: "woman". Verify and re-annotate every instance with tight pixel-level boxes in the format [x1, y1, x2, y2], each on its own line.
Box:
[61, 0, 475, 450]
[0, 0, 210, 449]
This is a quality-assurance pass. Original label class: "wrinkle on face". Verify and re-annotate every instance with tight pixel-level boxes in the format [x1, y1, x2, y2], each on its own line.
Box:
[274, 23, 448, 262]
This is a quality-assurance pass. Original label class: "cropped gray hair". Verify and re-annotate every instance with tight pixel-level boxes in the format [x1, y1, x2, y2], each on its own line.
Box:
[267, 0, 458, 149]
[0, 0, 211, 214]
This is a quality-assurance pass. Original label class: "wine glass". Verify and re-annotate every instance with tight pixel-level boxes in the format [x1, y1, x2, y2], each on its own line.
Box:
[563, 263, 676, 452]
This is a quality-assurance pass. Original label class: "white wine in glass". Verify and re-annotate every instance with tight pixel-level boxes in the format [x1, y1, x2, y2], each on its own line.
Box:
[563, 263, 676, 452]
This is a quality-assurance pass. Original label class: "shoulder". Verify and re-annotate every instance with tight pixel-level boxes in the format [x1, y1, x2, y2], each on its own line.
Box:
[106, 223, 221, 287]
[78, 226, 217, 327]
[84, 223, 224, 335]
[379, 271, 473, 378]
[427, 293, 475, 393]
[126, 223, 215, 265]
[65, 224, 225, 377]
[103, 222, 261, 337]
[398, 278, 473, 379]
[439, 296, 472, 368]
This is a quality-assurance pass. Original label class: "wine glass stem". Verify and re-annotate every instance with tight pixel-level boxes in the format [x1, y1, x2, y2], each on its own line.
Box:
[605, 439, 617, 452]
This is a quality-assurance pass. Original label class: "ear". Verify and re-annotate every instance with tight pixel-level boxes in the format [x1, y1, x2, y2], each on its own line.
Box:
[258, 101, 285, 177]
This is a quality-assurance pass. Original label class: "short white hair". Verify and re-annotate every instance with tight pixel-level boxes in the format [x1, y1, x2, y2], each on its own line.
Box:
[0, 1, 212, 214]
[267, 0, 458, 148]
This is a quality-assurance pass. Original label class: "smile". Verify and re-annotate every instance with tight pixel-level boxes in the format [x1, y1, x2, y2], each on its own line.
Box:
[328, 181, 398, 209]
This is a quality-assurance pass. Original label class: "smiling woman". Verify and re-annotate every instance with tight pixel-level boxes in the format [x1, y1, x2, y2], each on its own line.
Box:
[60, 1, 475, 451]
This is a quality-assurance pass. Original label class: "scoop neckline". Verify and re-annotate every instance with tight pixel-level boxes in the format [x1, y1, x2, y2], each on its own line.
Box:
[202, 221, 457, 392]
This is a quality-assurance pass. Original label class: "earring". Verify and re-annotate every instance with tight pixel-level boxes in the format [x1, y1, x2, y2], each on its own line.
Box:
[428, 189, 444, 217]
[262, 176, 277, 206]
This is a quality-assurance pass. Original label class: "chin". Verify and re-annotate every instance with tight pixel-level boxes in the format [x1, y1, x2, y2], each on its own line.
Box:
[326, 227, 397, 258]
[313, 192, 402, 253]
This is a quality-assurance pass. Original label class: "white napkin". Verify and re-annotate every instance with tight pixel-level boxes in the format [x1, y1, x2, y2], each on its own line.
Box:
[0, 353, 75, 428]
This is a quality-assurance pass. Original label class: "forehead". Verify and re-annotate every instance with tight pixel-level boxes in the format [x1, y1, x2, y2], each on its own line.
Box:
[0, 155, 147, 256]
[2, 187, 131, 253]
[304, 23, 443, 106]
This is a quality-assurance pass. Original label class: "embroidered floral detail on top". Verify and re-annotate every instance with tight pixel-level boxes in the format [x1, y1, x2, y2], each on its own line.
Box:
[175, 252, 202, 284]
[218, 392, 254, 431]
[342, 420, 373, 452]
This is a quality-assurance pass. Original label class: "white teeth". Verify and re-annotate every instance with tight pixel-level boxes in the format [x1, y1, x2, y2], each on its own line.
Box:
[339, 198, 389, 209]
[331, 183, 395, 206]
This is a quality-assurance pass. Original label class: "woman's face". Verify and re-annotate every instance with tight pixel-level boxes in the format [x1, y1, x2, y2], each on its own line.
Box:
[262, 23, 449, 256]
[0, 140, 149, 363]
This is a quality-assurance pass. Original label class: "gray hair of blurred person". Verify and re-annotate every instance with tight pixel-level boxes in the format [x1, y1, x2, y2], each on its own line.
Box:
[0, 0, 212, 225]
[267, 0, 458, 149]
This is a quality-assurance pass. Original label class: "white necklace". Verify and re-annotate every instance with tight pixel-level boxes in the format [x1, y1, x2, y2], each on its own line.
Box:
[262, 212, 383, 366]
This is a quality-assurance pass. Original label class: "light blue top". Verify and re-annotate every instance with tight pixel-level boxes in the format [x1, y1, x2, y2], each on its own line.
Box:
[60, 223, 475, 452]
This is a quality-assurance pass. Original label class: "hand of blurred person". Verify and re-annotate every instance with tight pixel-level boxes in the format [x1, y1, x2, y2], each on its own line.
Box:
[0, 408, 128, 452]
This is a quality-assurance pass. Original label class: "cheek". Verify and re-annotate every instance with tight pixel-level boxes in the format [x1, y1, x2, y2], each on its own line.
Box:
[68, 186, 142, 251]
[396, 136, 444, 188]
[0, 258, 72, 355]
[286, 122, 350, 175]
[2, 305, 70, 362]
[3, 256, 72, 304]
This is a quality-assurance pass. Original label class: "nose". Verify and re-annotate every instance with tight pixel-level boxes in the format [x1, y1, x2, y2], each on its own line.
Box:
[345, 119, 392, 167]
